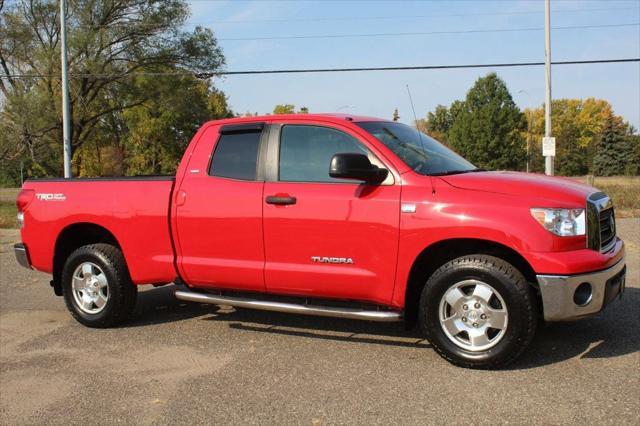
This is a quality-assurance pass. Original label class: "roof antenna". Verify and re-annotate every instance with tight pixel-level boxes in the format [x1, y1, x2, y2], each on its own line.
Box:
[406, 84, 429, 157]
[406, 84, 435, 193]
[406, 85, 421, 130]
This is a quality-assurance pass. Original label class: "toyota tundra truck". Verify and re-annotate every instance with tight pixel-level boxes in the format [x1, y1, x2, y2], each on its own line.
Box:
[14, 114, 626, 369]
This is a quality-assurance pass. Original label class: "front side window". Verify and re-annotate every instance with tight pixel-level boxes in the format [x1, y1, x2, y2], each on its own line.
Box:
[279, 125, 369, 183]
[209, 131, 261, 180]
[356, 121, 477, 176]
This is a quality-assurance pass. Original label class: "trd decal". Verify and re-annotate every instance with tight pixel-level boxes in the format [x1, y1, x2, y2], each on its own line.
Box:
[36, 193, 66, 201]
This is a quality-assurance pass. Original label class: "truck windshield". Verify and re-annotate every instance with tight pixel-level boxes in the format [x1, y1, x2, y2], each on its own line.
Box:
[356, 121, 478, 176]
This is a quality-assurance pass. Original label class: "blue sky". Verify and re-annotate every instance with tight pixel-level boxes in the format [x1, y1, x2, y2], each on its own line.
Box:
[185, 0, 640, 128]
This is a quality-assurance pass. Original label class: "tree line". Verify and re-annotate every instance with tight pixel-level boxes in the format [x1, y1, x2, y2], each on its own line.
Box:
[2, 2, 637, 186]
[418, 73, 639, 176]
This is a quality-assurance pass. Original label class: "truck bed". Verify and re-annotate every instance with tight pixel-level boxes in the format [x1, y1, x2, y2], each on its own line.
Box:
[20, 176, 178, 284]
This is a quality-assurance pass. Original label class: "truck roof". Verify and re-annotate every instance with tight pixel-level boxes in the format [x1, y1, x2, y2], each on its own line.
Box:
[205, 113, 387, 126]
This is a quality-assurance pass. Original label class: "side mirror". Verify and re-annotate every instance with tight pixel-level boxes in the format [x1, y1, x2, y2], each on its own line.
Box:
[329, 153, 389, 183]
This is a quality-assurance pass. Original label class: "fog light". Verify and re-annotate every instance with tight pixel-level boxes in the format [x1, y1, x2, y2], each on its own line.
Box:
[16, 211, 24, 229]
[573, 282, 593, 306]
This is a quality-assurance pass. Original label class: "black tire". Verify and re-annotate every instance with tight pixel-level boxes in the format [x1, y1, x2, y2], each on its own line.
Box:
[61, 243, 137, 328]
[419, 255, 537, 369]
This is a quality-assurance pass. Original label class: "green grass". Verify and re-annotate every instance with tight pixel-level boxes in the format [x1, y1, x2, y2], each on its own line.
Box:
[0, 188, 20, 203]
[0, 201, 17, 229]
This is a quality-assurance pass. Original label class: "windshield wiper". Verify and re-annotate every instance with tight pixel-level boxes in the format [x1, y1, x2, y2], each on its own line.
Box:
[428, 168, 486, 176]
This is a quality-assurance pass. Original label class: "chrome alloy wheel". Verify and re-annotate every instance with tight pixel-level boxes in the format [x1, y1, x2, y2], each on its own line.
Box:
[71, 262, 109, 314]
[438, 280, 508, 352]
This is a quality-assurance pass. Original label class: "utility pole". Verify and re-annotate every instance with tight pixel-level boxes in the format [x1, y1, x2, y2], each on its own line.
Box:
[543, 0, 554, 176]
[60, 0, 72, 178]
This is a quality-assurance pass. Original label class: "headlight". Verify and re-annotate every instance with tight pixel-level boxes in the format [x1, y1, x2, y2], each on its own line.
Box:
[530, 208, 585, 236]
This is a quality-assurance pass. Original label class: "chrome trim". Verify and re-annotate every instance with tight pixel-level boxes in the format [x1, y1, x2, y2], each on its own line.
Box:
[14, 243, 31, 269]
[589, 192, 612, 212]
[600, 228, 617, 253]
[586, 192, 616, 253]
[175, 290, 402, 322]
[537, 256, 625, 321]
[401, 203, 416, 213]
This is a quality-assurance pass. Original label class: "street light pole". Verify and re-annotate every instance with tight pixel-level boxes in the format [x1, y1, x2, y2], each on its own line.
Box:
[60, 0, 72, 178]
[544, 0, 554, 176]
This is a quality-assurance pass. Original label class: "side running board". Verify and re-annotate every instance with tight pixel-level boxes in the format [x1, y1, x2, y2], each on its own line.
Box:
[174, 289, 402, 322]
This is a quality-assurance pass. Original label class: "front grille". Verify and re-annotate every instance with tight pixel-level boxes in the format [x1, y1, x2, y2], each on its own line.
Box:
[586, 192, 616, 252]
[599, 207, 616, 251]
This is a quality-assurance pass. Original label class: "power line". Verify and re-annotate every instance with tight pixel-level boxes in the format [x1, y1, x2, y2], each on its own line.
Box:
[44, 6, 640, 29]
[207, 6, 640, 25]
[218, 23, 639, 41]
[2, 58, 638, 80]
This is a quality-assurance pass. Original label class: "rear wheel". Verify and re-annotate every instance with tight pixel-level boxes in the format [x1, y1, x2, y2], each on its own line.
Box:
[61, 244, 137, 328]
[419, 255, 537, 369]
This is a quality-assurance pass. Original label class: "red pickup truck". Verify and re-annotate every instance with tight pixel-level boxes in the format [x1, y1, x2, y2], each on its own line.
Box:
[14, 114, 626, 368]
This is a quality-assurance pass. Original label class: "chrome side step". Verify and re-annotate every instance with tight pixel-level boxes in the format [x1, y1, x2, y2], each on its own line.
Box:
[174, 289, 402, 322]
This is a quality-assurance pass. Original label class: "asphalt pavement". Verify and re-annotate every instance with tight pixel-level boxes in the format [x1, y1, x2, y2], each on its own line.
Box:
[1, 219, 639, 425]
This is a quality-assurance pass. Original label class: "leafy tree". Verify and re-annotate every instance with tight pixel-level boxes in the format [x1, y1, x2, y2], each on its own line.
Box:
[623, 134, 640, 175]
[0, 0, 226, 183]
[75, 72, 234, 176]
[299, 106, 309, 114]
[392, 108, 400, 122]
[424, 103, 461, 143]
[273, 104, 296, 114]
[208, 88, 235, 119]
[447, 73, 526, 170]
[526, 98, 619, 174]
[593, 114, 631, 176]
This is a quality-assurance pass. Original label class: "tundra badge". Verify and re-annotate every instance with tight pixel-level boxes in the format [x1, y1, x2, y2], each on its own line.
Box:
[311, 256, 354, 264]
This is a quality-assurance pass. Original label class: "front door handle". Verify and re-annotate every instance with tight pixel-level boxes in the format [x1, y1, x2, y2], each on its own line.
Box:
[265, 195, 297, 205]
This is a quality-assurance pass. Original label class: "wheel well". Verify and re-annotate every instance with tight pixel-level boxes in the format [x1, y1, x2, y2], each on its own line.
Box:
[403, 238, 538, 327]
[52, 223, 120, 295]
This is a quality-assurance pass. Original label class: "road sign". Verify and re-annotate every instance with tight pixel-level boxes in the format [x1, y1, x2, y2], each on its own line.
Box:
[542, 136, 556, 157]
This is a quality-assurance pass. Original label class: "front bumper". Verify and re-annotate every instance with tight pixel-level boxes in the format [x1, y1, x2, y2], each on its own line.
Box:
[537, 257, 626, 321]
[14, 243, 32, 269]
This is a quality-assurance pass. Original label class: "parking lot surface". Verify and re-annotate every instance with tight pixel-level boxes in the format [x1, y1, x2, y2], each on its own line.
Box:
[1, 219, 639, 425]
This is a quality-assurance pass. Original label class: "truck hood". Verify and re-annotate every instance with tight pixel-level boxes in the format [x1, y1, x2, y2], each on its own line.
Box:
[440, 171, 595, 205]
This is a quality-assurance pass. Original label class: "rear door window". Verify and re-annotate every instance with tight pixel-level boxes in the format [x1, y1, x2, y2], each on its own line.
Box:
[209, 132, 261, 180]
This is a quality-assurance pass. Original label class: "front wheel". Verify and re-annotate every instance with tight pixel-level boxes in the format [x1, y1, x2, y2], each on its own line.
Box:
[419, 255, 537, 369]
[61, 243, 137, 328]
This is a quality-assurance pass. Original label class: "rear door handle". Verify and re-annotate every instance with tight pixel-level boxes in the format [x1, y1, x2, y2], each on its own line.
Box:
[176, 190, 187, 206]
[265, 195, 297, 205]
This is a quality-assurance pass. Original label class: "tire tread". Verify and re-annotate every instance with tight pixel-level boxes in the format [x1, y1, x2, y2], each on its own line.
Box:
[420, 254, 537, 369]
[62, 243, 136, 328]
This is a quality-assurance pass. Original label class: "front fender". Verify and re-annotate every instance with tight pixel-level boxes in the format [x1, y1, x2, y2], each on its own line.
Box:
[391, 180, 575, 308]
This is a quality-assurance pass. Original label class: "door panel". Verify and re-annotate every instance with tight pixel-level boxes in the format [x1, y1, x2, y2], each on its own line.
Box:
[263, 123, 400, 304]
[263, 183, 400, 303]
[175, 125, 266, 291]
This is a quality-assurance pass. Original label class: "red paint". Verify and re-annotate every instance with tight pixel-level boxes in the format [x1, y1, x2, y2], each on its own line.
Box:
[18, 114, 625, 311]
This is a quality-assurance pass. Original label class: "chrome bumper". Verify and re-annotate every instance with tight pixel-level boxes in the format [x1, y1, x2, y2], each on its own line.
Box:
[14, 243, 31, 269]
[537, 257, 626, 321]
